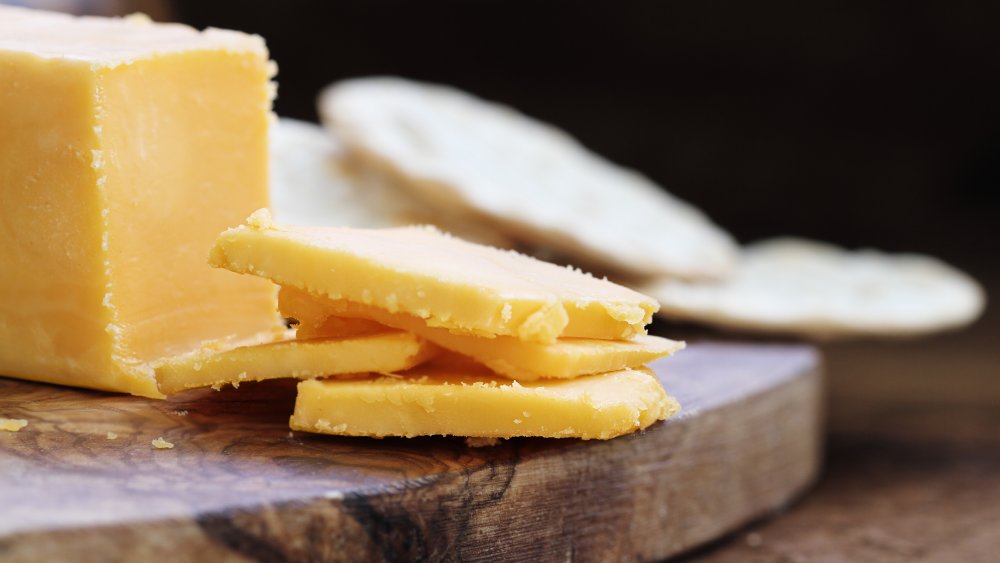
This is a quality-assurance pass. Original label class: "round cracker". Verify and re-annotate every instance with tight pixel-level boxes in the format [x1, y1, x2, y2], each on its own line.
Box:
[319, 77, 738, 280]
[269, 117, 512, 247]
[643, 238, 985, 339]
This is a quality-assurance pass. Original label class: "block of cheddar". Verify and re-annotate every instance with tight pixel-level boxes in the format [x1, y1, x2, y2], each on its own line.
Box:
[291, 364, 678, 440]
[155, 331, 438, 395]
[279, 287, 685, 380]
[211, 210, 659, 343]
[0, 7, 280, 397]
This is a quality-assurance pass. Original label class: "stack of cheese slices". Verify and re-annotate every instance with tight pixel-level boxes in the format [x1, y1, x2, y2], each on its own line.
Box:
[155, 209, 685, 440]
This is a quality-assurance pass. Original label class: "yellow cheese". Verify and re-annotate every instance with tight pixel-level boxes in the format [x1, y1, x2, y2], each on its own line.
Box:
[296, 316, 388, 340]
[151, 437, 175, 449]
[155, 331, 438, 395]
[0, 7, 280, 397]
[211, 210, 659, 343]
[278, 285, 385, 339]
[279, 287, 685, 380]
[291, 364, 678, 440]
[0, 418, 28, 432]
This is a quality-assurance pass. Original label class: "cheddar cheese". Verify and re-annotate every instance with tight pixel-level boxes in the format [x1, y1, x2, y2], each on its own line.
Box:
[155, 331, 438, 394]
[292, 364, 677, 440]
[211, 210, 658, 343]
[0, 7, 279, 397]
[279, 287, 684, 381]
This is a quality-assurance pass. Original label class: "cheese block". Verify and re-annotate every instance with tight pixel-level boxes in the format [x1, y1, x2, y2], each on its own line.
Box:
[291, 365, 678, 440]
[279, 287, 685, 380]
[211, 209, 659, 343]
[0, 7, 279, 397]
[155, 331, 438, 395]
[278, 285, 385, 339]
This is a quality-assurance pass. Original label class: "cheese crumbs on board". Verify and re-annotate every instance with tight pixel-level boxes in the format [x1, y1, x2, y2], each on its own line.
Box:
[151, 437, 175, 449]
[0, 418, 28, 432]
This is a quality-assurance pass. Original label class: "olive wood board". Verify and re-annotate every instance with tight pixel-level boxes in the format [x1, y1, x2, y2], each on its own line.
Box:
[0, 342, 821, 562]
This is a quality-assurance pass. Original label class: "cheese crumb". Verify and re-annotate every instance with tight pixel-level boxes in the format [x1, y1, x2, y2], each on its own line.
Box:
[151, 437, 174, 449]
[0, 418, 28, 432]
[245, 208, 274, 229]
[106, 431, 118, 440]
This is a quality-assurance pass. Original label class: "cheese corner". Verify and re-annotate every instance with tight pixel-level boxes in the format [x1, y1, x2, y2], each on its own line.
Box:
[0, 7, 280, 397]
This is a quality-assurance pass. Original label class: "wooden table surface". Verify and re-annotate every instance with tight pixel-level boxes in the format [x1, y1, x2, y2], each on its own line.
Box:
[0, 342, 822, 562]
[669, 287, 1000, 562]
[2, 301, 994, 562]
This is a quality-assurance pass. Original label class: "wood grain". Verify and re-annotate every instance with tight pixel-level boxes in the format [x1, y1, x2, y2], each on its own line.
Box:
[0, 342, 821, 562]
[674, 303, 1000, 563]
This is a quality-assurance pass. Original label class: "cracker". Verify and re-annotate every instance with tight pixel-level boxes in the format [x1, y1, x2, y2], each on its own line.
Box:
[643, 238, 985, 339]
[268, 117, 512, 247]
[319, 77, 737, 280]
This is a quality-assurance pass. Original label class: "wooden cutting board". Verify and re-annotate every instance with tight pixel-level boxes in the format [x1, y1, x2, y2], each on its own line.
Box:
[0, 342, 820, 562]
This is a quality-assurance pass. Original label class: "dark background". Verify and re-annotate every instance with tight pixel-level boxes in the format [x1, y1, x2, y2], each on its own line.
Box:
[172, 0, 999, 277]
[17, 0, 997, 271]
[7, 0, 996, 273]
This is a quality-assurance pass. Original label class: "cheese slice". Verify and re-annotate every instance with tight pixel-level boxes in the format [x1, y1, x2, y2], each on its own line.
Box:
[279, 287, 685, 380]
[0, 7, 279, 397]
[296, 317, 387, 340]
[155, 331, 438, 395]
[210, 210, 659, 343]
[291, 364, 678, 440]
[278, 285, 386, 339]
